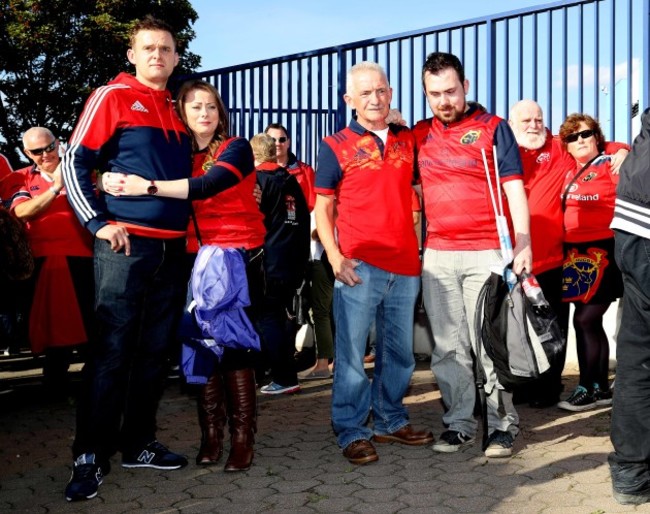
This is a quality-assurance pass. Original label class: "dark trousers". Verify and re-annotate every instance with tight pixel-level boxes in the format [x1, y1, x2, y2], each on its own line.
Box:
[609, 231, 650, 485]
[309, 254, 335, 360]
[256, 277, 298, 387]
[73, 236, 186, 462]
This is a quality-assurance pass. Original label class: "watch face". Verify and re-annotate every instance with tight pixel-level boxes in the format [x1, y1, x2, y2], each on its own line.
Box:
[147, 184, 158, 195]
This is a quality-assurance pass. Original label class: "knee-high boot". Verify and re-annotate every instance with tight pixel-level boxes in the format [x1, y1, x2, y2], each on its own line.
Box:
[196, 372, 226, 465]
[223, 368, 257, 472]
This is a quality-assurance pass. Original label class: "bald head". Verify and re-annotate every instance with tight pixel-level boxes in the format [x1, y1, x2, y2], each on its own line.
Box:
[22, 127, 60, 172]
[22, 127, 55, 148]
[509, 100, 546, 150]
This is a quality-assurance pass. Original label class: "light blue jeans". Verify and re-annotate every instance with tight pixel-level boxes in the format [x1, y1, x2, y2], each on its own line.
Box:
[331, 260, 420, 449]
[422, 248, 519, 438]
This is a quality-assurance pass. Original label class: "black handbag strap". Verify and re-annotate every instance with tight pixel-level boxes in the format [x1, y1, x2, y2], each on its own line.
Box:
[561, 153, 602, 212]
[190, 204, 202, 248]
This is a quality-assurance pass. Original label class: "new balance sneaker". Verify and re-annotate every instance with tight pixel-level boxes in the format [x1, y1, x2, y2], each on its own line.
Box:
[484, 430, 514, 458]
[64, 453, 105, 502]
[557, 385, 596, 412]
[431, 430, 475, 453]
[122, 440, 188, 470]
[594, 384, 613, 406]
[260, 381, 300, 395]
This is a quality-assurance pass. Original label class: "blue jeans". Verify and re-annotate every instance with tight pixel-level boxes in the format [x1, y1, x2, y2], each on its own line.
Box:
[609, 231, 650, 490]
[73, 236, 186, 461]
[331, 260, 420, 449]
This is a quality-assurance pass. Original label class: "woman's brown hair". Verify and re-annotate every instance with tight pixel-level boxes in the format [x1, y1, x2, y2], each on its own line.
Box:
[559, 113, 606, 153]
[175, 80, 229, 154]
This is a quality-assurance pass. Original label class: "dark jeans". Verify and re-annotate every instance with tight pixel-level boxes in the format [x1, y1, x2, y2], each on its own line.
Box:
[73, 236, 186, 461]
[609, 231, 650, 488]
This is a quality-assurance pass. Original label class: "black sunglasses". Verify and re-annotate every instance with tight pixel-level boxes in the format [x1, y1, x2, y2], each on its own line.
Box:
[270, 136, 288, 143]
[564, 129, 595, 144]
[27, 140, 57, 156]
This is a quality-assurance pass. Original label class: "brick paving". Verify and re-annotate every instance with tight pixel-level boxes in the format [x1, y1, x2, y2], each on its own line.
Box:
[0, 363, 642, 513]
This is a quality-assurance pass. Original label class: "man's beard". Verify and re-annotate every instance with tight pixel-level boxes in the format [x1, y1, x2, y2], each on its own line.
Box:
[434, 103, 466, 124]
[516, 130, 547, 150]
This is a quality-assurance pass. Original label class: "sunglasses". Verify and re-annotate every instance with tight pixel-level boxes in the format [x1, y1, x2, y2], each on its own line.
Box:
[27, 140, 57, 156]
[270, 136, 288, 143]
[564, 129, 595, 144]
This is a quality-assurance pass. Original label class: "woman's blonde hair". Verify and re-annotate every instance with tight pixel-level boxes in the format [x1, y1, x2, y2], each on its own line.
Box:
[250, 133, 277, 163]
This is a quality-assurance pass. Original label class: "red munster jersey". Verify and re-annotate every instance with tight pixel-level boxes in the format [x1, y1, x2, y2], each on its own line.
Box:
[414, 104, 523, 251]
[7, 166, 92, 258]
[187, 138, 266, 253]
[521, 133, 630, 273]
[519, 130, 575, 273]
[315, 120, 420, 276]
[563, 155, 619, 243]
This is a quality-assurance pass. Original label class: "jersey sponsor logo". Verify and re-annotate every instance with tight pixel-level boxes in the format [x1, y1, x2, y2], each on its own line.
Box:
[131, 100, 149, 113]
[460, 130, 481, 145]
[582, 172, 597, 182]
[536, 152, 551, 163]
[566, 181, 600, 200]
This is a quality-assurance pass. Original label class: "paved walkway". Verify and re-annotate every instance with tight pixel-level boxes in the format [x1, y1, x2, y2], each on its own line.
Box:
[0, 363, 642, 513]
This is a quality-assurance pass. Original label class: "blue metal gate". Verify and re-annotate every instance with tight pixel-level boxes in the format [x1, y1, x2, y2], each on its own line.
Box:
[185, 0, 648, 166]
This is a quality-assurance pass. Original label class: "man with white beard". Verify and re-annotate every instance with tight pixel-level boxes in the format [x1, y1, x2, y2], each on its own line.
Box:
[509, 99, 628, 408]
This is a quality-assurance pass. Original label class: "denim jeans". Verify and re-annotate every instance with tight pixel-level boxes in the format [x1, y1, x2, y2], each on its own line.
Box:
[73, 236, 186, 461]
[331, 260, 420, 449]
[609, 231, 650, 490]
[422, 248, 519, 438]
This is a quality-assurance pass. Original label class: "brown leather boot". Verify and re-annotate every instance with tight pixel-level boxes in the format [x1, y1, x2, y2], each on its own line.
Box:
[223, 368, 257, 472]
[196, 372, 226, 465]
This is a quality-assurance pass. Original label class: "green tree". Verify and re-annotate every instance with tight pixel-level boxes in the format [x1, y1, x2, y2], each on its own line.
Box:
[0, 0, 200, 168]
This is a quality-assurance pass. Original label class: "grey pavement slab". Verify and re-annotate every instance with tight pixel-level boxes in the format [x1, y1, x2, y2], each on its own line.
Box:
[0, 364, 641, 513]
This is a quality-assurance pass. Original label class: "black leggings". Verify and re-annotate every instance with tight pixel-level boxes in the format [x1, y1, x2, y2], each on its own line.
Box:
[573, 302, 611, 391]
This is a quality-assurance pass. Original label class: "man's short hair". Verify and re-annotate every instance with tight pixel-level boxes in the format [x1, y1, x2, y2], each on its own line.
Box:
[346, 61, 389, 95]
[250, 133, 277, 163]
[421, 52, 465, 87]
[264, 123, 289, 138]
[129, 15, 177, 50]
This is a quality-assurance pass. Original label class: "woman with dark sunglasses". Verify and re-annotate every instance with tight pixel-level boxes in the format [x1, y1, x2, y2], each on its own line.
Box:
[557, 113, 626, 412]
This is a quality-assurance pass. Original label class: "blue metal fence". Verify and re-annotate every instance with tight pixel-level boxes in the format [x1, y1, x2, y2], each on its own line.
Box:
[186, 0, 647, 166]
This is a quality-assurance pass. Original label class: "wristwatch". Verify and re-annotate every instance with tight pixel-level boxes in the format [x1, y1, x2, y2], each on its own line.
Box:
[147, 180, 158, 195]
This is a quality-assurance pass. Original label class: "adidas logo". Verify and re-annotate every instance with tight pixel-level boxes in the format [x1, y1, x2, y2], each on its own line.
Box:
[131, 101, 149, 113]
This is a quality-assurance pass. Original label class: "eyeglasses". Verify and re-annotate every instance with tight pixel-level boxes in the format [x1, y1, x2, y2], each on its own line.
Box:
[564, 129, 595, 144]
[27, 140, 57, 156]
[270, 136, 288, 143]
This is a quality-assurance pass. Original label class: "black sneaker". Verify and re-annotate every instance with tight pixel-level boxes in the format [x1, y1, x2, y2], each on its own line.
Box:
[431, 430, 475, 453]
[484, 430, 514, 458]
[557, 385, 596, 412]
[594, 384, 613, 406]
[64, 453, 104, 502]
[122, 440, 188, 470]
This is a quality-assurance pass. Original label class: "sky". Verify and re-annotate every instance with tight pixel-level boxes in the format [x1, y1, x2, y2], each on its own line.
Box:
[188, 0, 549, 71]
